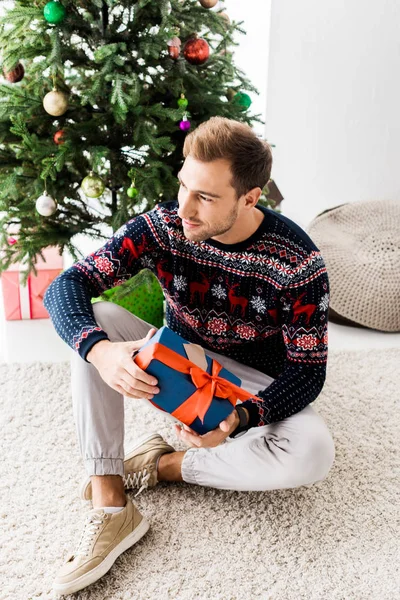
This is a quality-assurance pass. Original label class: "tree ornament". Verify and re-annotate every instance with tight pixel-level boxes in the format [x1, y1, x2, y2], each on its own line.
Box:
[53, 129, 65, 144]
[183, 35, 210, 66]
[167, 36, 181, 48]
[7, 236, 18, 245]
[232, 91, 252, 111]
[179, 114, 191, 131]
[127, 186, 138, 199]
[219, 12, 231, 26]
[177, 93, 188, 109]
[167, 36, 181, 60]
[81, 171, 105, 198]
[127, 176, 138, 199]
[43, 1, 66, 25]
[226, 88, 236, 101]
[168, 46, 180, 60]
[35, 192, 57, 216]
[199, 0, 218, 8]
[43, 88, 69, 116]
[3, 63, 24, 83]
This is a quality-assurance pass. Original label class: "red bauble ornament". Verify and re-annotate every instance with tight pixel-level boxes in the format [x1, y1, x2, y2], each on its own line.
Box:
[3, 62, 24, 83]
[167, 36, 181, 60]
[183, 35, 210, 66]
[168, 46, 180, 60]
[53, 129, 66, 144]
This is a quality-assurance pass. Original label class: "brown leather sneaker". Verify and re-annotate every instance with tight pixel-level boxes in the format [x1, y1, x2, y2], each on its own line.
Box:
[80, 432, 176, 502]
[53, 499, 149, 596]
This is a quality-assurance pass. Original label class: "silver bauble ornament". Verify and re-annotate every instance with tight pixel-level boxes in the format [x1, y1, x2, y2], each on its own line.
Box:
[81, 171, 106, 198]
[35, 192, 57, 216]
[43, 88, 69, 116]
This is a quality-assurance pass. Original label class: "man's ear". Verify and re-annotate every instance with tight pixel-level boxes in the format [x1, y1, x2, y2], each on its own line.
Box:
[243, 187, 262, 209]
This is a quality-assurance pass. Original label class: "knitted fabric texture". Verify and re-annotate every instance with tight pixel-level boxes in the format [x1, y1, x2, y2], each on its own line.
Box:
[44, 201, 330, 428]
[307, 199, 400, 332]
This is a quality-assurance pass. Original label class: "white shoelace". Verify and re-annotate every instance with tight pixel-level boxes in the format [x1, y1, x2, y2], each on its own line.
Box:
[75, 512, 105, 558]
[124, 469, 151, 498]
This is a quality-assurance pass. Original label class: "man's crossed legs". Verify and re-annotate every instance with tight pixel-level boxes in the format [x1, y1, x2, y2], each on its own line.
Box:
[53, 301, 335, 595]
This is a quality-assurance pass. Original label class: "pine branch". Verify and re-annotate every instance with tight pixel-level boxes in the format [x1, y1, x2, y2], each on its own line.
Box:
[0, 0, 267, 274]
[0, 85, 42, 117]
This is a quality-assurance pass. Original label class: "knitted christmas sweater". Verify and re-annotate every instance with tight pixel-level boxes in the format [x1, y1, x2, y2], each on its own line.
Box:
[44, 200, 330, 429]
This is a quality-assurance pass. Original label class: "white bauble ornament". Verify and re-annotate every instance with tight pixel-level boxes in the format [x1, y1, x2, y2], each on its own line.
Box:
[35, 192, 57, 216]
[43, 88, 69, 116]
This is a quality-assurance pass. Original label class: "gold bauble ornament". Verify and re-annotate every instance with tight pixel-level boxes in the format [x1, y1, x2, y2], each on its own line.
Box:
[81, 171, 106, 198]
[43, 88, 69, 116]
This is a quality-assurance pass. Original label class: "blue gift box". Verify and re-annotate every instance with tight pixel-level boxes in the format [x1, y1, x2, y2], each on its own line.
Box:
[135, 326, 241, 435]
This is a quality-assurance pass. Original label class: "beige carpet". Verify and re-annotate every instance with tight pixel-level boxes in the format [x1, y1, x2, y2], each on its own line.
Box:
[0, 349, 399, 600]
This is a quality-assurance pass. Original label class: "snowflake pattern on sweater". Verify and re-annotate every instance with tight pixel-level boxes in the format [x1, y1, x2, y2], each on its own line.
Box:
[44, 200, 330, 428]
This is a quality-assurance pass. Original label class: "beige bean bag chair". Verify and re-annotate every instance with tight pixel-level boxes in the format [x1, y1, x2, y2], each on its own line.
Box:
[306, 199, 400, 332]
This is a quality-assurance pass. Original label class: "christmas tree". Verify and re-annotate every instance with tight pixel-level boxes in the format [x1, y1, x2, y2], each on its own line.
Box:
[0, 0, 274, 278]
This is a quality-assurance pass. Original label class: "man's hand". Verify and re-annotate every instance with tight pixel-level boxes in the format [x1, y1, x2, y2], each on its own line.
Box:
[174, 407, 247, 448]
[87, 329, 160, 400]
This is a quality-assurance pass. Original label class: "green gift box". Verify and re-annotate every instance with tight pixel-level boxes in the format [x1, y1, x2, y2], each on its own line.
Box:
[92, 270, 164, 328]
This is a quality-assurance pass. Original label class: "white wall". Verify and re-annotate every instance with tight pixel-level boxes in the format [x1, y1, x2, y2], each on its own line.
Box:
[225, 0, 271, 136]
[265, 0, 400, 228]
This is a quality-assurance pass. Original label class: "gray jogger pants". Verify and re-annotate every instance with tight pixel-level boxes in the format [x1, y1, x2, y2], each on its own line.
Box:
[71, 301, 335, 492]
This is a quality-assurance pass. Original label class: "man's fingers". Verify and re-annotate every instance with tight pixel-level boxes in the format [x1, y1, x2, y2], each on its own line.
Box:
[179, 426, 202, 447]
[120, 329, 160, 390]
[115, 382, 155, 400]
[120, 370, 159, 396]
[174, 424, 196, 445]
[175, 419, 232, 449]
[219, 419, 230, 432]
[123, 358, 159, 388]
[130, 328, 157, 353]
[115, 383, 139, 398]
[182, 423, 199, 435]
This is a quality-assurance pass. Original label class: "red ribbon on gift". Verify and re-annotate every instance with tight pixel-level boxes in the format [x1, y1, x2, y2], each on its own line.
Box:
[134, 342, 261, 425]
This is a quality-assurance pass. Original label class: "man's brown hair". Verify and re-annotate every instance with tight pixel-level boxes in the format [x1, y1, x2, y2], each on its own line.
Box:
[182, 116, 273, 199]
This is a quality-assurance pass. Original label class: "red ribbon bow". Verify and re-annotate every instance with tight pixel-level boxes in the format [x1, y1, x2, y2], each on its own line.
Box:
[134, 341, 261, 425]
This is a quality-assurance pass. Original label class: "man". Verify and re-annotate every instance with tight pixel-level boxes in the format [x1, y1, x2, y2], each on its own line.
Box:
[44, 116, 335, 596]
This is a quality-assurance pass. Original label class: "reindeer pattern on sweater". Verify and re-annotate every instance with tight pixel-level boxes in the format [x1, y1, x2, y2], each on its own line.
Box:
[44, 200, 330, 428]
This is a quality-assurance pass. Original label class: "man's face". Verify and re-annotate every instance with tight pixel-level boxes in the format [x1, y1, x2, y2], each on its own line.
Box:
[177, 156, 240, 242]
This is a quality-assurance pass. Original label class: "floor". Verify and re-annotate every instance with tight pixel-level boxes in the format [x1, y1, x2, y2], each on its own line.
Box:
[1, 277, 400, 362]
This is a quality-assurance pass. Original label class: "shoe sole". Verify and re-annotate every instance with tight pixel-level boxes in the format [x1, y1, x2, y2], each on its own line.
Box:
[79, 432, 167, 501]
[53, 515, 150, 596]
